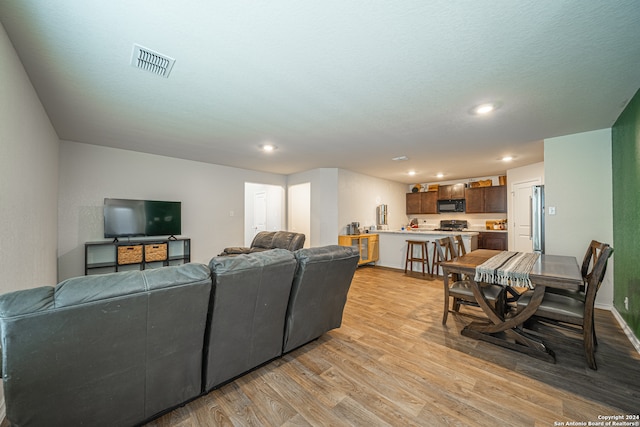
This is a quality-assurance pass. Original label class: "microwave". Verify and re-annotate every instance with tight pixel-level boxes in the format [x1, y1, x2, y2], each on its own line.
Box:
[438, 199, 465, 213]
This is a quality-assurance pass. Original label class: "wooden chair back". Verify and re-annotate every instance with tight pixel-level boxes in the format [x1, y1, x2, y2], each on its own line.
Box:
[434, 236, 457, 263]
[584, 245, 613, 309]
[453, 235, 466, 256]
[581, 240, 607, 286]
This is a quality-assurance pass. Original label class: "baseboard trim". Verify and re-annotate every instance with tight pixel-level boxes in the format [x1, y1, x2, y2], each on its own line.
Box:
[611, 306, 640, 355]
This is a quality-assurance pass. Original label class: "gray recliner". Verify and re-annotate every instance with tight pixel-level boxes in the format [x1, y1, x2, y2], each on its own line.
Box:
[205, 249, 297, 390]
[283, 245, 360, 353]
[0, 263, 212, 427]
[219, 231, 305, 256]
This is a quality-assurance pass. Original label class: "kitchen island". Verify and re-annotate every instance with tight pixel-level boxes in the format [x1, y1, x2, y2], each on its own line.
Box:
[376, 229, 480, 275]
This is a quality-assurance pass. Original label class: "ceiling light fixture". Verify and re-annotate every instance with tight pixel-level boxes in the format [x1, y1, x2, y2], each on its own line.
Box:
[392, 155, 409, 161]
[261, 143, 277, 152]
[408, 170, 416, 176]
[470, 102, 502, 115]
[436, 173, 444, 178]
[501, 156, 513, 161]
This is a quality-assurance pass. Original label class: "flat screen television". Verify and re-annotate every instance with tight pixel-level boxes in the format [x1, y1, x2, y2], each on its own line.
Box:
[104, 198, 181, 239]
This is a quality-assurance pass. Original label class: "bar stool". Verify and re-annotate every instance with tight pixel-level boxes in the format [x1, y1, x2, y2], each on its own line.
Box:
[405, 240, 431, 276]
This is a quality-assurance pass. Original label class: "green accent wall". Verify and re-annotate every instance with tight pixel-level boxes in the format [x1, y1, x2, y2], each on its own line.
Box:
[612, 88, 640, 339]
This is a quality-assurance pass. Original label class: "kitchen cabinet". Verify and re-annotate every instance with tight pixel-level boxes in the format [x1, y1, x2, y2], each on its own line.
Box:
[406, 192, 421, 214]
[477, 232, 508, 250]
[406, 191, 438, 214]
[338, 234, 379, 266]
[438, 183, 466, 200]
[465, 185, 507, 213]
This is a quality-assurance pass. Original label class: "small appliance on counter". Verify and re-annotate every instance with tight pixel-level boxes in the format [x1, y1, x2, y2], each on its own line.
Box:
[433, 219, 468, 231]
[346, 222, 361, 235]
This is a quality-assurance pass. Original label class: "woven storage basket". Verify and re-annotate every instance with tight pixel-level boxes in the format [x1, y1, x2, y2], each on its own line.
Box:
[470, 179, 493, 188]
[145, 243, 168, 262]
[117, 245, 143, 265]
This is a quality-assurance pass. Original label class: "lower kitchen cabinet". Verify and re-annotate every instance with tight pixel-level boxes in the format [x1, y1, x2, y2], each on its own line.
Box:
[477, 232, 508, 250]
[338, 234, 379, 266]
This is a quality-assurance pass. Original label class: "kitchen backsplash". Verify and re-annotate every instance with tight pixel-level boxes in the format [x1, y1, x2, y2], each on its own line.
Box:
[409, 212, 508, 230]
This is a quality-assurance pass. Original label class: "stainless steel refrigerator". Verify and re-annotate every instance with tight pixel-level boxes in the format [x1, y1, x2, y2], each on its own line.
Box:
[531, 185, 545, 253]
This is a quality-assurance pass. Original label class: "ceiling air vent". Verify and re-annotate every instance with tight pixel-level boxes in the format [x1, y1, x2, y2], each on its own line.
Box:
[131, 44, 175, 78]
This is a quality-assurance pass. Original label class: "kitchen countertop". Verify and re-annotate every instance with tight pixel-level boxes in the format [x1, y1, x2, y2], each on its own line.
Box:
[377, 228, 507, 235]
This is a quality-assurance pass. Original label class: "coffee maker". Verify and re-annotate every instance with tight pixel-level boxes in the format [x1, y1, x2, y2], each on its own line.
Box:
[346, 222, 360, 235]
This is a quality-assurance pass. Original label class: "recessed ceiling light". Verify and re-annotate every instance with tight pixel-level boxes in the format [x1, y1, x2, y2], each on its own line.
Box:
[501, 156, 513, 161]
[470, 102, 502, 115]
[392, 155, 409, 161]
[261, 143, 277, 152]
[408, 170, 416, 176]
[436, 173, 444, 178]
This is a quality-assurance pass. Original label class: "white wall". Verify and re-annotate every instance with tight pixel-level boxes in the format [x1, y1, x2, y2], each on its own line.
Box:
[0, 23, 59, 293]
[544, 129, 613, 308]
[0, 22, 60, 417]
[338, 169, 407, 234]
[57, 141, 287, 280]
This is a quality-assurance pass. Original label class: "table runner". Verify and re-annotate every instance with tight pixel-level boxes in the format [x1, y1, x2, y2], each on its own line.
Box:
[474, 251, 540, 289]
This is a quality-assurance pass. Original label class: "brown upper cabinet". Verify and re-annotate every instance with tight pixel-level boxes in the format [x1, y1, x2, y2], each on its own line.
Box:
[406, 191, 438, 214]
[465, 186, 507, 213]
[437, 183, 466, 200]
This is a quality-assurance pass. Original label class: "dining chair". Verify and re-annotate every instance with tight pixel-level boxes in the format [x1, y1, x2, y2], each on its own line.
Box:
[546, 240, 608, 345]
[435, 237, 505, 325]
[453, 234, 466, 256]
[548, 240, 607, 300]
[516, 245, 613, 370]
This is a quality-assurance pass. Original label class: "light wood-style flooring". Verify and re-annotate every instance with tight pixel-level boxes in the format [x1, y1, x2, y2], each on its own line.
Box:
[5, 267, 633, 427]
[143, 266, 640, 426]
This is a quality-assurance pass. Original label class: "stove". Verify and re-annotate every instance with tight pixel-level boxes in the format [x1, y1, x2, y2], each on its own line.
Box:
[433, 219, 468, 232]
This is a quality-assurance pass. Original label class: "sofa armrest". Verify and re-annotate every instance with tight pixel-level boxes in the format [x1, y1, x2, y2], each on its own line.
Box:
[219, 247, 251, 256]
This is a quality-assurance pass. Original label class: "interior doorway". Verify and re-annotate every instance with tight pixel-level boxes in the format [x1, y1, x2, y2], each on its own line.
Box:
[288, 182, 311, 248]
[511, 178, 542, 252]
[244, 183, 285, 246]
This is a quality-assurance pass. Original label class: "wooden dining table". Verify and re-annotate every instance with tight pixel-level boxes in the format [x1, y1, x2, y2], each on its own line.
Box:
[440, 249, 583, 362]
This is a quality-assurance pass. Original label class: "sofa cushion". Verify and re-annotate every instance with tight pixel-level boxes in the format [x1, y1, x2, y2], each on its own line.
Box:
[0, 263, 212, 427]
[205, 249, 296, 390]
[283, 245, 359, 353]
[251, 231, 275, 249]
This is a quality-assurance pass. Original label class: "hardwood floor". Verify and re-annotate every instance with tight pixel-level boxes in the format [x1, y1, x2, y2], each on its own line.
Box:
[6, 267, 635, 427]
[143, 267, 640, 426]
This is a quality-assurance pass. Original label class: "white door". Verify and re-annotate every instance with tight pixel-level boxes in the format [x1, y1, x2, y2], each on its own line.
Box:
[512, 179, 541, 252]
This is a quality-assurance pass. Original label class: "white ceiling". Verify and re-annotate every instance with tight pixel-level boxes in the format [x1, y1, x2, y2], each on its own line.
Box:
[2, 1, 639, 184]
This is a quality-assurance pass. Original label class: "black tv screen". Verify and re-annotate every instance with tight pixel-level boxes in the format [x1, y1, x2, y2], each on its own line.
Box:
[104, 198, 181, 238]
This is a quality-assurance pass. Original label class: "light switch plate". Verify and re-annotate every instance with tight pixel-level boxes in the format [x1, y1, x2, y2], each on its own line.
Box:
[548, 206, 556, 215]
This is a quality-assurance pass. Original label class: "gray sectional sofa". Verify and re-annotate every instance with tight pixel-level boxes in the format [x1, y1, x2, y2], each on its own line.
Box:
[218, 230, 306, 256]
[0, 245, 359, 427]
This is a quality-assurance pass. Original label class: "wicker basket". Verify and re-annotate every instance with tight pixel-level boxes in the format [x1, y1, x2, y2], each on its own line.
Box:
[145, 243, 168, 262]
[117, 245, 143, 265]
[470, 179, 493, 188]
